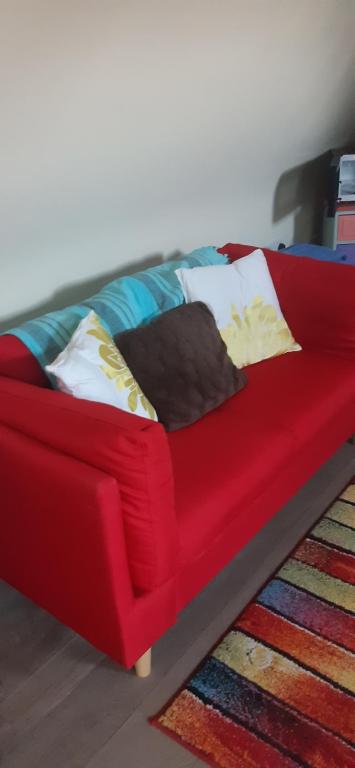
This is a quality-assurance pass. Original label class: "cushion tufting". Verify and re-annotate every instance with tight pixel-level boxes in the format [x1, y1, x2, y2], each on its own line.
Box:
[115, 302, 247, 431]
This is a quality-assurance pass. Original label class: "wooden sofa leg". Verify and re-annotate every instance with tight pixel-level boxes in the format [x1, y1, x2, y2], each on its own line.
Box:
[134, 648, 151, 678]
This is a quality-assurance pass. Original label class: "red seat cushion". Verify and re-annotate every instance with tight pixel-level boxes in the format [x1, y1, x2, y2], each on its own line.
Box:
[169, 350, 355, 565]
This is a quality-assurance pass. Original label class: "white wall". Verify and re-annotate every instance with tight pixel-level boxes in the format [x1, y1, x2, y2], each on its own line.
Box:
[0, 0, 354, 325]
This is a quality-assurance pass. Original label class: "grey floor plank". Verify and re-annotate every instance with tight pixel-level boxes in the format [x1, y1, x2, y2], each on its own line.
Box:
[87, 711, 201, 768]
[0, 579, 232, 768]
[1, 443, 354, 768]
[0, 635, 104, 757]
[0, 585, 73, 701]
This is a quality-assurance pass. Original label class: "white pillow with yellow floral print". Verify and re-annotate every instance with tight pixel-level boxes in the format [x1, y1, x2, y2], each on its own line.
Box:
[175, 249, 301, 368]
[45, 310, 157, 420]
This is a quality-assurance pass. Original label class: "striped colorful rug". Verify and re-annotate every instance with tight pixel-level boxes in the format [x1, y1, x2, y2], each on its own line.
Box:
[152, 482, 355, 768]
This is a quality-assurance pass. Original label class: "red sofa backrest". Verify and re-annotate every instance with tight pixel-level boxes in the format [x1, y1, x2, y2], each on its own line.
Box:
[0, 334, 49, 387]
[0, 245, 271, 387]
[4, 241, 355, 385]
[219, 242, 355, 359]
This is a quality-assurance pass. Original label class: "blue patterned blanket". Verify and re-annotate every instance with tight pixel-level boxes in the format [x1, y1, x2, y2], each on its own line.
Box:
[7, 247, 227, 372]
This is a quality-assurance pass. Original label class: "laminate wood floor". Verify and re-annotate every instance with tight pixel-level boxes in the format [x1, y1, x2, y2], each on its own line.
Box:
[1, 443, 355, 768]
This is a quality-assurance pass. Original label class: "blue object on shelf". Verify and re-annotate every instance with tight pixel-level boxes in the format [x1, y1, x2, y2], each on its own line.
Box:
[336, 242, 355, 265]
[280, 243, 348, 263]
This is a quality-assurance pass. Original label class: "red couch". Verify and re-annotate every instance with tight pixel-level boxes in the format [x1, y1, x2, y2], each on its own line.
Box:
[1, 243, 355, 676]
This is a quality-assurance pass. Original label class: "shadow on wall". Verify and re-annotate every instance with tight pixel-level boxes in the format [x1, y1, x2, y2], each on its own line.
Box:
[273, 152, 330, 245]
[1, 153, 337, 332]
[0, 250, 183, 332]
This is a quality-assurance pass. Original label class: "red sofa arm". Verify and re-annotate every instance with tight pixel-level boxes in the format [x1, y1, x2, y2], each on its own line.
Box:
[0, 376, 177, 594]
[0, 422, 136, 664]
[220, 243, 355, 361]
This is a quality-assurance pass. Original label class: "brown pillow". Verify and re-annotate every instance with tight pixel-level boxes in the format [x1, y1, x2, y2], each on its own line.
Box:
[115, 302, 247, 431]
